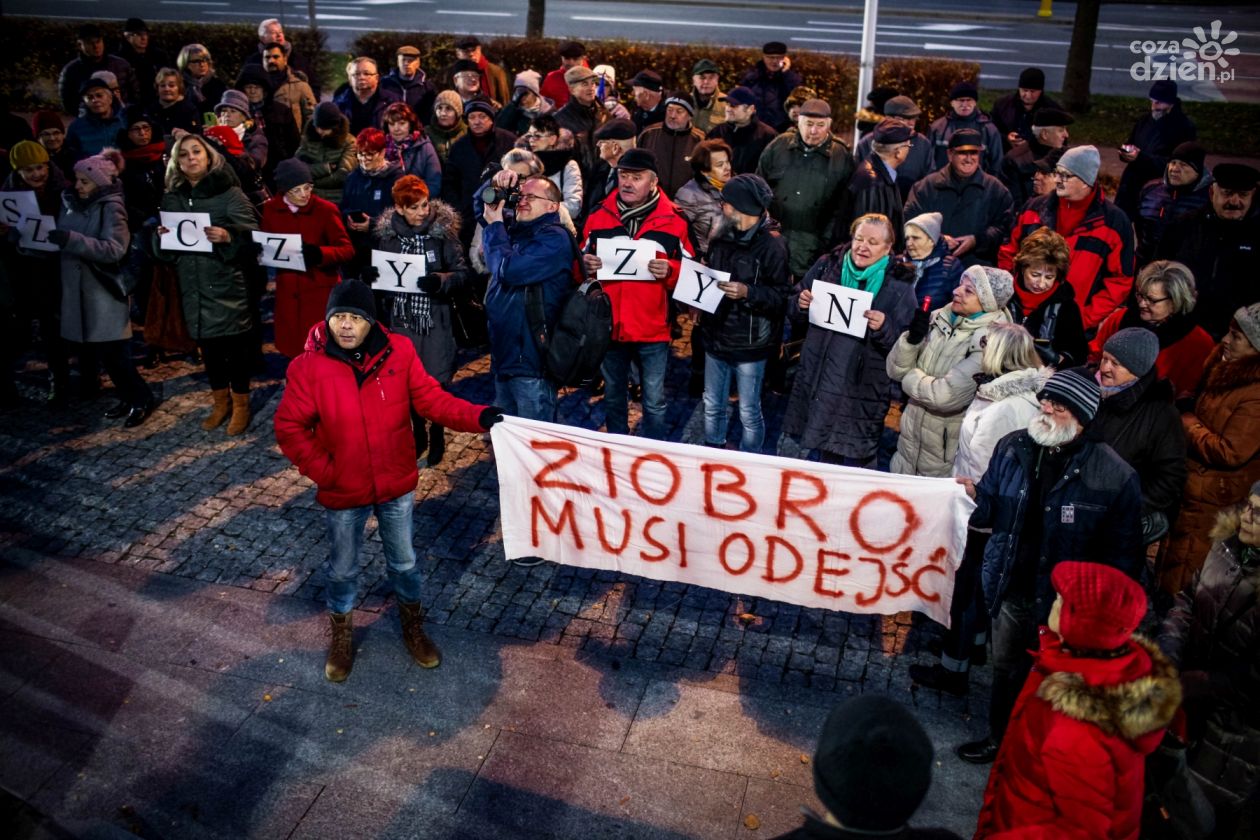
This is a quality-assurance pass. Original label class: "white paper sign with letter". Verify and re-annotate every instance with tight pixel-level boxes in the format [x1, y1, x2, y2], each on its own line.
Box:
[18, 215, 58, 252]
[808, 280, 875, 338]
[370, 250, 428, 294]
[252, 231, 306, 271]
[0, 190, 40, 226]
[159, 211, 214, 253]
[595, 237, 658, 282]
[671, 257, 729, 314]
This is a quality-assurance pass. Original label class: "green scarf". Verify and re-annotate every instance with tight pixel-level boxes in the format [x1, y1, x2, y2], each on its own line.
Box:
[840, 252, 890, 299]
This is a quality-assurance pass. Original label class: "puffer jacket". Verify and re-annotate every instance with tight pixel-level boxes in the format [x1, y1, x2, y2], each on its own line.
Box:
[1090, 308, 1215, 401]
[699, 216, 791, 363]
[975, 634, 1181, 839]
[1160, 506, 1260, 810]
[673, 176, 724, 259]
[153, 166, 260, 340]
[953, 367, 1050, 481]
[296, 116, 357, 204]
[275, 321, 486, 510]
[55, 182, 131, 343]
[887, 306, 1011, 477]
[782, 248, 917, 459]
[1135, 169, 1212, 263]
[387, 131, 442, 200]
[1089, 370, 1186, 518]
[1163, 350, 1260, 594]
[909, 236, 964, 313]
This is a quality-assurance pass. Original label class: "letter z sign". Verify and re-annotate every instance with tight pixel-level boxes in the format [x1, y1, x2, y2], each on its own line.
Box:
[596, 237, 658, 281]
[251, 231, 306, 271]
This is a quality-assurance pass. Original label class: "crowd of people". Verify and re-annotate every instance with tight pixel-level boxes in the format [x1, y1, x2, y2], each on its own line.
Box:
[1, 17, 1258, 839]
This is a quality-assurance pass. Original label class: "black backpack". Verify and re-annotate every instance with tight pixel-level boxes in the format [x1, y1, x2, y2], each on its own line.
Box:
[525, 233, 613, 386]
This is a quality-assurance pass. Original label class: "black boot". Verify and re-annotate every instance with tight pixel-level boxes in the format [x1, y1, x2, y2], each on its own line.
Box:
[956, 737, 999, 764]
[909, 663, 969, 697]
[426, 424, 446, 467]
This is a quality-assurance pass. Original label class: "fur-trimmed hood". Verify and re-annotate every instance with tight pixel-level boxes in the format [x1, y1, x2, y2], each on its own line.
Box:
[373, 199, 461, 241]
[1036, 635, 1182, 745]
[977, 366, 1051, 402]
[1198, 346, 1260, 396]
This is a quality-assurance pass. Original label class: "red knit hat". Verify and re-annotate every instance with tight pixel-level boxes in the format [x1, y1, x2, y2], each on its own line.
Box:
[355, 127, 387, 154]
[203, 125, 244, 157]
[32, 110, 65, 135]
[1051, 561, 1146, 650]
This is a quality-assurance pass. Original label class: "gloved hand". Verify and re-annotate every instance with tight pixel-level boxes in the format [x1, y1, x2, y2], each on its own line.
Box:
[1141, 511, 1169, 544]
[46, 228, 71, 247]
[417, 273, 442, 294]
[906, 308, 931, 345]
[479, 406, 505, 430]
[301, 243, 324, 267]
[359, 265, 380, 283]
[249, 239, 265, 255]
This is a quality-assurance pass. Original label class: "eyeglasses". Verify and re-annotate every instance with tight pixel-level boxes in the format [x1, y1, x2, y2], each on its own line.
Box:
[187, 57, 209, 65]
[351, 72, 379, 78]
[356, 151, 384, 160]
[1135, 292, 1171, 305]
[517, 192, 556, 205]
[1052, 169, 1078, 181]
[1041, 399, 1071, 415]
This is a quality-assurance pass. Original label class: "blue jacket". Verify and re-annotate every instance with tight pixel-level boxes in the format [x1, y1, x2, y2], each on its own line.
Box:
[400, 136, 442, 200]
[483, 211, 574, 377]
[909, 237, 964, 313]
[973, 430, 1144, 620]
[331, 84, 402, 135]
[380, 69, 437, 123]
[66, 110, 125, 162]
[340, 163, 403, 222]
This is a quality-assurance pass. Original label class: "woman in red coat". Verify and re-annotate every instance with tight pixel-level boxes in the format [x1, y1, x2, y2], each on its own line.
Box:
[975, 561, 1181, 840]
[262, 158, 355, 359]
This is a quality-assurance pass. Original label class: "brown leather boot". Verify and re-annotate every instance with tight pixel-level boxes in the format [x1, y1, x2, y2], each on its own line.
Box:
[325, 612, 354, 682]
[201, 388, 231, 430]
[399, 601, 441, 668]
[226, 391, 251, 436]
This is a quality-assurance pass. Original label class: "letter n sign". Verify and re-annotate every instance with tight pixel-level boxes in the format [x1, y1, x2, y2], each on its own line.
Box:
[808, 280, 874, 338]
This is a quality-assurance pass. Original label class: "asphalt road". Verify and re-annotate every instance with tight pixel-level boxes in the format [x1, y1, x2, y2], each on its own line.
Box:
[11, 0, 1260, 100]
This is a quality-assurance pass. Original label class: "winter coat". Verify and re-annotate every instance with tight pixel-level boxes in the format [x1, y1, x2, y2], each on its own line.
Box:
[887, 306, 1011, 477]
[151, 98, 203, 141]
[58, 53, 137, 115]
[390, 132, 442, 200]
[838, 157, 905, 250]
[998, 187, 1136, 330]
[688, 88, 726, 135]
[261, 193, 355, 359]
[55, 183, 131, 343]
[990, 90, 1065, 151]
[483, 210, 576, 378]
[441, 127, 518, 236]
[426, 120, 466, 165]
[1116, 101, 1197, 218]
[904, 165, 1015, 267]
[927, 110, 1004, 174]
[1159, 509, 1260, 810]
[1164, 351, 1260, 594]
[331, 84, 402, 135]
[553, 99, 606, 174]
[783, 248, 917, 459]
[1090, 308, 1215, 400]
[65, 110, 126, 162]
[699, 216, 791, 363]
[998, 139, 1057, 211]
[973, 430, 1144, 618]
[184, 74, 227, 113]
[909, 237, 964, 314]
[371, 203, 467, 383]
[1008, 281, 1088, 369]
[269, 68, 317, 135]
[1089, 370, 1187, 517]
[296, 116, 357, 204]
[954, 367, 1050, 481]
[673, 176, 724, 258]
[153, 166, 260, 340]
[1135, 169, 1212, 264]
[1158, 208, 1260, 340]
[441, 57, 510, 109]
[757, 129, 855, 278]
[638, 123, 706, 198]
[534, 147, 584, 221]
[581, 190, 695, 343]
[118, 142, 167, 230]
[380, 69, 437, 124]
[275, 322, 485, 510]
[975, 634, 1180, 840]
[735, 62, 804, 131]
[706, 118, 778, 176]
[854, 130, 935, 200]
[250, 99, 301, 182]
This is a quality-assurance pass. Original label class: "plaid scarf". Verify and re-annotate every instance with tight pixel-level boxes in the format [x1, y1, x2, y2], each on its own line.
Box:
[616, 188, 660, 237]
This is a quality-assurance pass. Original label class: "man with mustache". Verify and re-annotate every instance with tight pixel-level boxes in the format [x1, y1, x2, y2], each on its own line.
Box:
[951, 367, 1143, 765]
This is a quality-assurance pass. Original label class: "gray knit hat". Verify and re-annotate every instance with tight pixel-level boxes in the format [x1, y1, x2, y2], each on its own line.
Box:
[963, 265, 1014, 312]
[274, 158, 312, 195]
[1038, 367, 1101, 425]
[1235, 303, 1260, 352]
[1103, 327, 1160, 377]
[215, 89, 252, 118]
[905, 212, 943, 245]
[1058, 145, 1101, 187]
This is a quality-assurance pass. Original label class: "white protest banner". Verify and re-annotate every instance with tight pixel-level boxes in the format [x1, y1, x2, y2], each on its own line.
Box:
[18, 215, 57, 252]
[808, 280, 875, 338]
[0, 190, 40, 226]
[370, 249, 428, 294]
[671, 257, 729, 314]
[159, 211, 214, 253]
[252, 230, 306, 271]
[596, 237, 658, 282]
[492, 417, 974, 626]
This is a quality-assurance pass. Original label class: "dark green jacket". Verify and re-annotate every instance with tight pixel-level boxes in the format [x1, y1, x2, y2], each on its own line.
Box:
[756, 128, 854, 277]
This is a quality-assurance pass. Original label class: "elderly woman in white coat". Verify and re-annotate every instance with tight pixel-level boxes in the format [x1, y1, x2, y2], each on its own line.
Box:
[886, 264, 1015, 477]
[48, 149, 155, 427]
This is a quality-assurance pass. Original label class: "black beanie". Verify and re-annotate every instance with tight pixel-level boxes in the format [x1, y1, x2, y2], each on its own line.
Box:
[326, 279, 376, 324]
[314, 101, 343, 130]
[720, 173, 773, 217]
[274, 158, 313, 194]
[1018, 67, 1046, 90]
[235, 64, 273, 94]
[1169, 141, 1206, 174]
[813, 695, 934, 831]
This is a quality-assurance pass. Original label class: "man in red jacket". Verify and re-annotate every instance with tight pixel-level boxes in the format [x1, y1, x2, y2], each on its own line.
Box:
[275, 280, 502, 682]
[581, 148, 695, 438]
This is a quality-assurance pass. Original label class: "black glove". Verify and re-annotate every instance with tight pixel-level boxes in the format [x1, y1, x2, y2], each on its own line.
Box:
[1141, 511, 1169, 545]
[46, 228, 70, 247]
[248, 239, 265, 255]
[479, 406, 505, 430]
[417, 273, 442, 294]
[301, 243, 324, 267]
[906, 307, 931, 345]
[359, 265, 380, 283]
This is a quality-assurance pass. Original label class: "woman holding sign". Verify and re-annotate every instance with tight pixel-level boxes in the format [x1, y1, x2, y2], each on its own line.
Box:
[154, 134, 259, 435]
[782, 213, 917, 467]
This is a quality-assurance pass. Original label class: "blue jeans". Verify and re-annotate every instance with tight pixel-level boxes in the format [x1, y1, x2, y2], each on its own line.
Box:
[602, 340, 668, 439]
[703, 355, 767, 452]
[494, 375, 557, 422]
[323, 492, 422, 614]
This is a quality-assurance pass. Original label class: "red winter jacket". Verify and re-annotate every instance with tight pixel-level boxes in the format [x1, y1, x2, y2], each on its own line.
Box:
[275, 322, 486, 509]
[998, 187, 1135, 330]
[974, 632, 1180, 840]
[261, 194, 356, 358]
[580, 190, 695, 342]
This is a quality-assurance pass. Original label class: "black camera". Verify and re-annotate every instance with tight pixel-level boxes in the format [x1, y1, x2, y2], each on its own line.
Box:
[480, 184, 521, 208]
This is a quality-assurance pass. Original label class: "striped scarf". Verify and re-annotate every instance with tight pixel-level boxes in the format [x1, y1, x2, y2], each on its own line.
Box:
[389, 225, 434, 335]
[616, 188, 660, 237]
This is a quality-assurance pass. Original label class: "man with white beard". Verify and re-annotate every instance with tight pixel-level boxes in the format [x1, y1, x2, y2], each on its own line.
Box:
[950, 367, 1144, 765]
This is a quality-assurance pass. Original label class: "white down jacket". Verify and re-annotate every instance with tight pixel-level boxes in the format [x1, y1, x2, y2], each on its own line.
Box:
[953, 366, 1051, 480]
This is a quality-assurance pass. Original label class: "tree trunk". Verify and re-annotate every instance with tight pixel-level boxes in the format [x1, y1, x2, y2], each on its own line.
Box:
[526, 0, 546, 38]
[1062, 0, 1102, 113]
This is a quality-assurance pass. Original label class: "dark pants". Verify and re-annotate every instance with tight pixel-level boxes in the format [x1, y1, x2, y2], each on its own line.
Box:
[819, 449, 878, 469]
[940, 528, 991, 674]
[198, 333, 253, 393]
[989, 595, 1039, 741]
[85, 340, 153, 407]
